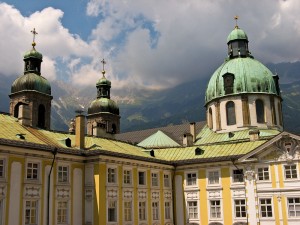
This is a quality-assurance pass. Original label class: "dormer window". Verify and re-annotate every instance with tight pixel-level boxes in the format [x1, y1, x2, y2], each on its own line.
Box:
[223, 73, 235, 94]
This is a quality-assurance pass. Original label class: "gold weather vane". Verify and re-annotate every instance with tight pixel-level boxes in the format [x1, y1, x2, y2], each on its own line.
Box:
[31, 28, 38, 47]
[234, 15, 239, 28]
[101, 58, 106, 76]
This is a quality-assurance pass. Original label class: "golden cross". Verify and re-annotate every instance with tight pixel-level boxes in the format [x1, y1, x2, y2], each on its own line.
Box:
[31, 28, 38, 45]
[234, 16, 239, 28]
[101, 58, 106, 71]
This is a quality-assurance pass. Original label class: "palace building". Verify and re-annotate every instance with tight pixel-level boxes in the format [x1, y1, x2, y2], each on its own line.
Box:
[1, 22, 300, 225]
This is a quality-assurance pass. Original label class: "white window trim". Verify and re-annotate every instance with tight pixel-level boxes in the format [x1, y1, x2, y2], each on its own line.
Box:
[138, 170, 147, 187]
[256, 165, 271, 183]
[231, 168, 244, 184]
[0, 158, 6, 181]
[286, 196, 300, 218]
[24, 199, 40, 225]
[185, 171, 198, 187]
[258, 197, 274, 219]
[107, 199, 118, 223]
[123, 168, 132, 186]
[283, 163, 299, 181]
[164, 200, 173, 221]
[207, 169, 221, 186]
[152, 201, 160, 221]
[151, 171, 159, 187]
[138, 201, 147, 222]
[233, 198, 247, 219]
[56, 200, 70, 224]
[57, 163, 70, 184]
[25, 159, 41, 183]
[123, 200, 133, 223]
[208, 199, 223, 221]
[163, 172, 171, 189]
[107, 165, 118, 186]
[186, 200, 199, 221]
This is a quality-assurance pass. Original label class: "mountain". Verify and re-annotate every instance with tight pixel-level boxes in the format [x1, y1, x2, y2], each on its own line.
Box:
[1, 61, 300, 134]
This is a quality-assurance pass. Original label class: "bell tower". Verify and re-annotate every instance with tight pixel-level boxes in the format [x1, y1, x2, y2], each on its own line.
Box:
[9, 28, 53, 129]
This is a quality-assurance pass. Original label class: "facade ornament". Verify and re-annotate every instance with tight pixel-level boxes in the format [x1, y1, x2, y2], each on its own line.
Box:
[275, 134, 300, 162]
[244, 165, 255, 182]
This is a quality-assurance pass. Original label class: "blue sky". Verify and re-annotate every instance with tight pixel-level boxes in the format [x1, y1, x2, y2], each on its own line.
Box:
[1, 0, 300, 91]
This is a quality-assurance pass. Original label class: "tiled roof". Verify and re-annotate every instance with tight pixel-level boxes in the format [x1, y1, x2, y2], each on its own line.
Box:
[154, 140, 268, 163]
[137, 130, 181, 148]
[195, 125, 280, 145]
[116, 121, 206, 145]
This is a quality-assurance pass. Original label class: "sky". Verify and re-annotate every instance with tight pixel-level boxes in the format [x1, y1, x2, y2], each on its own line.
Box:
[1, 0, 300, 91]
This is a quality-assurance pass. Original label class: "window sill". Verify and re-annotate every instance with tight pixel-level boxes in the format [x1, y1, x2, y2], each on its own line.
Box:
[206, 185, 222, 190]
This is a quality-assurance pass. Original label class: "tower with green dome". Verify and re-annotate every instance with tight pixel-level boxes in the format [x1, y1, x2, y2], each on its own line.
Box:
[86, 59, 120, 137]
[205, 18, 283, 133]
[9, 28, 52, 129]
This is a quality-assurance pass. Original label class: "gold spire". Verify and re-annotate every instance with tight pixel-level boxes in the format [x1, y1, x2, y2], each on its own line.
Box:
[31, 28, 38, 48]
[234, 15, 239, 29]
[101, 58, 106, 76]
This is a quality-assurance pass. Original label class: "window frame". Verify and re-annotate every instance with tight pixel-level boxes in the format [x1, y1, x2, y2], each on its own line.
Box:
[123, 200, 132, 222]
[107, 199, 117, 222]
[232, 169, 244, 183]
[207, 170, 220, 185]
[57, 165, 69, 184]
[259, 198, 273, 218]
[257, 166, 270, 181]
[226, 101, 236, 126]
[210, 200, 222, 219]
[256, 99, 265, 123]
[234, 199, 246, 218]
[152, 201, 160, 221]
[287, 197, 300, 218]
[187, 201, 198, 219]
[26, 162, 40, 181]
[151, 172, 159, 187]
[138, 171, 146, 186]
[164, 201, 172, 220]
[164, 173, 170, 188]
[0, 159, 5, 179]
[138, 201, 147, 221]
[24, 200, 38, 225]
[107, 167, 117, 184]
[123, 169, 132, 185]
[284, 164, 298, 180]
[186, 172, 197, 186]
[57, 201, 68, 224]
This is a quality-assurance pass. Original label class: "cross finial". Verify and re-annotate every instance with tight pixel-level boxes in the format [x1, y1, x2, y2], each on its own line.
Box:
[101, 58, 106, 76]
[31, 28, 38, 47]
[234, 16, 239, 28]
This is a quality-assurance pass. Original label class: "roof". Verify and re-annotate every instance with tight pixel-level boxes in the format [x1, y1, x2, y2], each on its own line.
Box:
[24, 47, 43, 60]
[195, 125, 281, 145]
[205, 57, 278, 104]
[137, 130, 181, 148]
[116, 121, 206, 145]
[227, 27, 248, 43]
[88, 98, 119, 115]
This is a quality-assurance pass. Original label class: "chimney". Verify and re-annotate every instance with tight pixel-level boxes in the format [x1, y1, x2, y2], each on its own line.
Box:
[249, 129, 260, 141]
[183, 133, 193, 147]
[18, 104, 31, 126]
[190, 122, 196, 142]
[75, 114, 85, 149]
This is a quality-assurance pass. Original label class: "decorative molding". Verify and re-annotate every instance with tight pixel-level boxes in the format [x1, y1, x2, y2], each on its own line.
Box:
[123, 190, 133, 199]
[232, 189, 245, 197]
[164, 191, 172, 200]
[151, 191, 160, 200]
[85, 189, 93, 201]
[275, 134, 300, 162]
[24, 185, 40, 198]
[138, 190, 147, 199]
[244, 165, 255, 182]
[208, 190, 221, 198]
[56, 187, 70, 199]
[107, 188, 118, 198]
[186, 191, 199, 200]
[0, 185, 6, 198]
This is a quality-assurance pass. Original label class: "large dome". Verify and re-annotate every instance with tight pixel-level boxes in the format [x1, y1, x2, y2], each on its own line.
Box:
[205, 57, 278, 104]
[88, 98, 119, 115]
[11, 73, 51, 95]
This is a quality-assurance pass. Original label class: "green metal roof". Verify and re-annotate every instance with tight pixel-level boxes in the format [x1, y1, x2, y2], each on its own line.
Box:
[137, 130, 180, 148]
[227, 27, 248, 43]
[154, 140, 267, 161]
[96, 76, 111, 87]
[11, 73, 51, 95]
[88, 98, 119, 115]
[195, 125, 280, 145]
[24, 47, 43, 60]
[205, 57, 278, 104]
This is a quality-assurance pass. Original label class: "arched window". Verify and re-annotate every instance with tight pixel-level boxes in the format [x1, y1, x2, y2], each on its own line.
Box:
[208, 107, 213, 129]
[226, 101, 236, 125]
[223, 73, 235, 94]
[38, 104, 46, 128]
[256, 99, 265, 123]
[14, 103, 21, 118]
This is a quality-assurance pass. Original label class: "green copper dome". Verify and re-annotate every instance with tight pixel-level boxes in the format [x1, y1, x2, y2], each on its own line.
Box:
[88, 98, 119, 115]
[96, 75, 111, 87]
[24, 47, 43, 60]
[11, 73, 51, 95]
[227, 27, 248, 43]
[205, 57, 278, 104]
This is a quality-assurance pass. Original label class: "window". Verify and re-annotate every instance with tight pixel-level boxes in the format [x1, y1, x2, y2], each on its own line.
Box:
[108, 200, 117, 222]
[235, 199, 246, 218]
[57, 201, 68, 224]
[152, 173, 159, 187]
[26, 163, 39, 180]
[139, 201, 146, 221]
[188, 201, 198, 219]
[288, 198, 300, 217]
[285, 165, 297, 179]
[152, 202, 159, 220]
[233, 169, 244, 183]
[123, 170, 131, 185]
[208, 107, 213, 129]
[208, 170, 219, 185]
[164, 174, 170, 187]
[58, 166, 69, 183]
[256, 99, 265, 123]
[0, 199, 3, 225]
[108, 168, 116, 183]
[223, 73, 235, 94]
[25, 200, 38, 225]
[138, 171, 146, 185]
[165, 202, 171, 220]
[0, 159, 4, 178]
[260, 198, 272, 218]
[226, 101, 236, 125]
[257, 167, 269, 181]
[210, 200, 221, 218]
[124, 201, 132, 222]
[187, 173, 197, 186]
